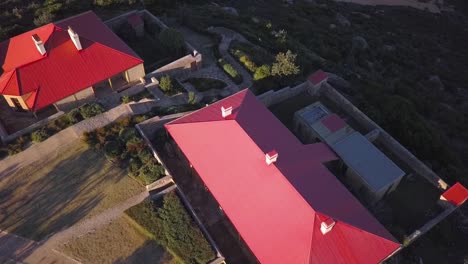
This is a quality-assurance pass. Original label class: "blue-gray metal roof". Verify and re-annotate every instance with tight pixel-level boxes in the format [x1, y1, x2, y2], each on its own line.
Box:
[332, 132, 405, 192]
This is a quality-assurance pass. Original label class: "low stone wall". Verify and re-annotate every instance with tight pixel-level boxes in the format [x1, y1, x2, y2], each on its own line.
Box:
[149, 54, 203, 80]
[1, 111, 65, 143]
[119, 84, 146, 97]
[321, 83, 448, 190]
[257, 82, 309, 107]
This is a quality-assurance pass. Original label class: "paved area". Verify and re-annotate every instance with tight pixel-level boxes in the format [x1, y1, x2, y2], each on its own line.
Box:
[208, 27, 253, 89]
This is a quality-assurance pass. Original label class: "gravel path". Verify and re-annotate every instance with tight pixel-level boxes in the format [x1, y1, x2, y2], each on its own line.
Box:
[46, 190, 149, 248]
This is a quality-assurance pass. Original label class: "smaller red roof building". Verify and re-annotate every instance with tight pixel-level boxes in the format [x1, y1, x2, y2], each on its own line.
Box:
[0, 11, 144, 111]
[441, 183, 468, 206]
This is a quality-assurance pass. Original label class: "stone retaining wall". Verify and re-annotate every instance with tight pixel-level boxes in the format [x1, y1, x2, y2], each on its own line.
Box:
[257, 82, 309, 107]
[1, 111, 65, 143]
[149, 54, 203, 80]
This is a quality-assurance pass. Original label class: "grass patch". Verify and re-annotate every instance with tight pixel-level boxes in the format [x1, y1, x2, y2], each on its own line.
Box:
[185, 78, 227, 92]
[0, 141, 144, 241]
[60, 216, 178, 264]
[126, 192, 216, 264]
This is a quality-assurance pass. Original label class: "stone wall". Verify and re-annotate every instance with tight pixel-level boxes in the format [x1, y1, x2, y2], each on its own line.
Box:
[125, 64, 145, 83]
[1, 111, 65, 143]
[55, 87, 95, 112]
[321, 83, 448, 190]
[149, 53, 203, 80]
[257, 82, 309, 107]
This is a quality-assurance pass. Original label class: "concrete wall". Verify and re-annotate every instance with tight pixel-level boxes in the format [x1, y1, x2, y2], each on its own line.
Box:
[149, 53, 203, 80]
[320, 83, 448, 190]
[3, 95, 29, 110]
[125, 64, 145, 83]
[257, 82, 308, 107]
[1, 111, 64, 143]
[54, 87, 95, 112]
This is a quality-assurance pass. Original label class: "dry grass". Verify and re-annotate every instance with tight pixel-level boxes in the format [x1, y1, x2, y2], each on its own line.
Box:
[0, 141, 144, 241]
[59, 216, 177, 264]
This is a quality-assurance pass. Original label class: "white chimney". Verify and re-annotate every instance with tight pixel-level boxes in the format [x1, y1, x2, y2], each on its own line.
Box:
[67, 26, 82, 51]
[265, 150, 278, 165]
[221, 106, 233, 118]
[320, 218, 336, 235]
[32, 34, 46, 56]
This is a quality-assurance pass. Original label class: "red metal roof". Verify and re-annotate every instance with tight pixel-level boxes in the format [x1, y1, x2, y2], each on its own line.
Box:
[0, 11, 143, 111]
[166, 89, 400, 264]
[441, 182, 468, 206]
[308, 69, 329, 85]
[321, 114, 347, 133]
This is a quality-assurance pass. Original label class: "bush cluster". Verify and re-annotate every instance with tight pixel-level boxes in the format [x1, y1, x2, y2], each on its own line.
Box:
[217, 59, 242, 84]
[125, 192, 215, 263]
[6, 103, 105, 157]
[83, 116, 166, 184]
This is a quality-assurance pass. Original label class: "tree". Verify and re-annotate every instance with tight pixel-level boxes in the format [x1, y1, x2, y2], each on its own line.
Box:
[159, 75, 173, 92]
[271, 50, 300, 77]
[158, 28, 185, 56]
[254, 64, 271, 81]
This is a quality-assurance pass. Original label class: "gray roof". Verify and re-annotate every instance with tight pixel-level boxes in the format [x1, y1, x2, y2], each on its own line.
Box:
[332, 132, 405, 192]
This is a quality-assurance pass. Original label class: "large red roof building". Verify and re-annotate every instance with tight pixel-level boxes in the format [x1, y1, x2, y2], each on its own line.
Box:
[0, 11, 144, 112]
[165, 89, 401, 264]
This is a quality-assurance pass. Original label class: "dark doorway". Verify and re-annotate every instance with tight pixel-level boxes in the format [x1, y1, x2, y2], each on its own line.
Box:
[11, 98, 25, 112]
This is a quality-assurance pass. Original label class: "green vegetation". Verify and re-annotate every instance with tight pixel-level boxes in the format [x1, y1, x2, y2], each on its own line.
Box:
[0, 141, 144, 240]
[5, 103, 105, 157]
[218, 58, 242, 84]
[120, 89, 154, 104]
[126, 192, 215, 264]
[159, 75, 185, 96]
[185, 78, 227, 92]
[82, 116, 166, 184]
[271, 50, 300, 77]
[187, 92, 197, 105]
[159, 27, 186, 57]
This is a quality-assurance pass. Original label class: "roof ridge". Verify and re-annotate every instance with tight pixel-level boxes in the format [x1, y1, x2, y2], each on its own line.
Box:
[0, 69, 16, 94]
[167, 89, 250, 125]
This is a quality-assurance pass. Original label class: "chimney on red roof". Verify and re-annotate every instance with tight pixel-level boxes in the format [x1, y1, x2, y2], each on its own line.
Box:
[221, 106, 233, 118]
[67, 26, 82, 51]
[320, 218, 336, 235]
[265, 150, 278, 165]
[32, 34, 46, 56]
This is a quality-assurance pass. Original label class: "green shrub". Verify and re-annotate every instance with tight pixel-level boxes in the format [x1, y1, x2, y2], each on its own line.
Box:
[82, 131, 98, 147]
[254, 64, 271, 81]
[104, 140, 123, 160]
[7, 136, 28, 155]
[129, 158, 143, 176]
[271, 50, 300, 77]
[138, 148, 154, 164]
[159, 76, 173, 93]
[218, 59, 242, 84]
[139, 160, 165, 184]
[159, 27, 186, 56]
[119, 128, 137, 142]
[31, 128, 49, 143]
[121, 95, 131, 104]
[239, 55, 257, 72]
[66, 108, 82, 124]
[187, 92, 197, 105]
[132, 115, 148, 124]
[126, 137, 146, 153]
[79, 103, 105, 119]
